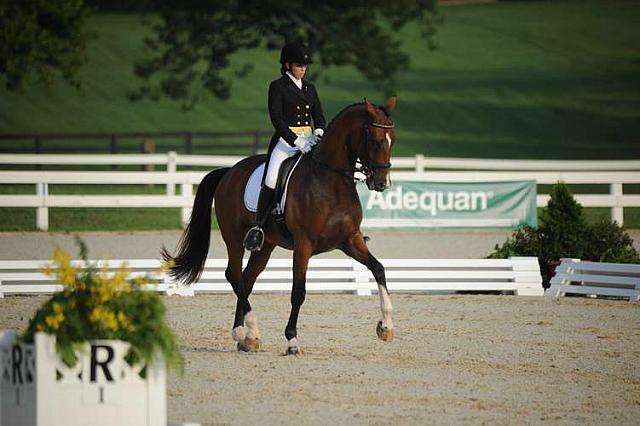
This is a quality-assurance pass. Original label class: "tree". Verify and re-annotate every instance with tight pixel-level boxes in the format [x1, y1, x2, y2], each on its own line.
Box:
[0, 0, 92, 90]
[130, 0, 438, 108]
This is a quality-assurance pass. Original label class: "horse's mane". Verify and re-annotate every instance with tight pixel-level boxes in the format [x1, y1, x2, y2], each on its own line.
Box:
[325, 102, 361, 131]
[325, 101, 391, 132]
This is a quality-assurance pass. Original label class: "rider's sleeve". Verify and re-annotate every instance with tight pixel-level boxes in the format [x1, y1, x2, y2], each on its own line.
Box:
[310, 85, 326, 131]
[268, 81, 298, 145]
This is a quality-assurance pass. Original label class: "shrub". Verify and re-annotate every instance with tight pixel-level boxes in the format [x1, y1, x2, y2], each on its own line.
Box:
[584, 219, 640, 263]
[488, 182, 639, 287]
[538, 182, 589, 261]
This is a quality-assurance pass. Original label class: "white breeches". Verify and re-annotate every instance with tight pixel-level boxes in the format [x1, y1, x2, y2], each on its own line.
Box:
[264, 138, 300, 189]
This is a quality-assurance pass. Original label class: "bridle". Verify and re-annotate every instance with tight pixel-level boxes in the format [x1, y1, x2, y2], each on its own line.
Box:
[359, 121, 394, 180]
[312, 119, 394, 183]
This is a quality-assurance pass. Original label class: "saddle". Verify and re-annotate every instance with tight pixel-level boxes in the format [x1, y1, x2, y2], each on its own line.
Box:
[243, 153, 303, 220]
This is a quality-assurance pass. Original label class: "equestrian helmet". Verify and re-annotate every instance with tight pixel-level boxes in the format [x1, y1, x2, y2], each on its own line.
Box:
[280, 42, 313, 65]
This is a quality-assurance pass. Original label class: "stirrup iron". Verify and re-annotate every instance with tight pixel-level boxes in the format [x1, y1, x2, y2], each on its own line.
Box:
[243, 226, 265, 252]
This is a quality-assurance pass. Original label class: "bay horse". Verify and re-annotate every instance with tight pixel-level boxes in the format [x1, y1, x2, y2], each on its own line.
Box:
[162, 97, 397, 355]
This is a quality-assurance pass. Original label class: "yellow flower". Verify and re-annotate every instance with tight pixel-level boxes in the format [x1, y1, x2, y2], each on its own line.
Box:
[89, 306, 119, 332]
[44, 302, 65, 330]
[41, 248, 79, 289]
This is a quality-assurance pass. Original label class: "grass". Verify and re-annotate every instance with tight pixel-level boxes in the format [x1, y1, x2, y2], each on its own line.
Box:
[1, 1, 638, 159]
[1, 1, 639, 231]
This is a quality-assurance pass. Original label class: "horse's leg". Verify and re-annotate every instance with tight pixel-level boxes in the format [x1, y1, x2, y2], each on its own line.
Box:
[284, 238, 312, 355]
[224, 240, 260, 352]
[233, 241, 275, 348]
[342, 233, 394, 341]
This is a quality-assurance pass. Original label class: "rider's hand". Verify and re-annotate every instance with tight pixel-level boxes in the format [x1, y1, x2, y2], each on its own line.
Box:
[294, 135, 314, 153]
[313, 128, 324, 145]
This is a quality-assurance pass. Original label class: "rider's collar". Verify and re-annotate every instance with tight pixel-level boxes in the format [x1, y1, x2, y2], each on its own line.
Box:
[286, 71, 303, 90]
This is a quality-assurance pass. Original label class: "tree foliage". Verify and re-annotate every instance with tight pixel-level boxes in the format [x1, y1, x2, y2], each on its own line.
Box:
[0, 0, 92, 90]
[130, 0, 438, 108]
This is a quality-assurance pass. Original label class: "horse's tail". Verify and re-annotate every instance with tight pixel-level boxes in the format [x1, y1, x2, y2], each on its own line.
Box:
[161, 167, 230, 285]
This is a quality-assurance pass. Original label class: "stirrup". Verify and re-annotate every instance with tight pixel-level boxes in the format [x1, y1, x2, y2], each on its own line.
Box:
[243, 226, 265, 252]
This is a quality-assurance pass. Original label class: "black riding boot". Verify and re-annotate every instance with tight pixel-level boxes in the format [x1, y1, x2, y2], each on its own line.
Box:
[243, 186, 275, 251]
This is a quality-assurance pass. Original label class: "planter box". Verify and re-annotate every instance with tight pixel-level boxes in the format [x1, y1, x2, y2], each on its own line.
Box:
[1, 331, 166, 426]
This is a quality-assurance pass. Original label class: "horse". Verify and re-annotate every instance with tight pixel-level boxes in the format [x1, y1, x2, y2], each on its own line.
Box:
[162, 96, 397, 355]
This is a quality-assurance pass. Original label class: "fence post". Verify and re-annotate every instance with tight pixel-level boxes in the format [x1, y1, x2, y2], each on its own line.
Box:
[36, 183, 49, 231]
[110, 135, 118, 170]
[167, 151, 177, 196]
[353, 261, 372, 296]
[35, 135, 42, 154]
[35, 135, 42, 170]
[181, 181, 193, 228]
[184, 132, 192, 155]
[142, 139, 156, 171]
[253, 131, 260, 154]
[610, 183, 624, 225]
[415, 154, 426, 172]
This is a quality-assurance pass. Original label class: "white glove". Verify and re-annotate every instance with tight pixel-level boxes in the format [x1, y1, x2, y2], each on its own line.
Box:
[294, 135, 314, 153]
[312, 128, 324, 145]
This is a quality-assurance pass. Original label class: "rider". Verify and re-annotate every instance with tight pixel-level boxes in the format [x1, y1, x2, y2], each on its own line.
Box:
[243, 41, 326, 251]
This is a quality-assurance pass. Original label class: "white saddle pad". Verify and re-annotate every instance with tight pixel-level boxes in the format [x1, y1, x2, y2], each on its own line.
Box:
[244, 157, 303, 214]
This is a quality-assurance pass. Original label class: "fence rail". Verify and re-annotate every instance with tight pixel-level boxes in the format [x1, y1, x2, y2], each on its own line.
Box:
[0, 131, 272, 155]
[1, 152, 639, 230]
[0, 257, 542, 297]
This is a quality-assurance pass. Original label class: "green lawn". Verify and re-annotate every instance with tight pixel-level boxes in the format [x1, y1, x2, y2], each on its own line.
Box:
[1, 1, 638, 159]
[1, 0, 639, 231]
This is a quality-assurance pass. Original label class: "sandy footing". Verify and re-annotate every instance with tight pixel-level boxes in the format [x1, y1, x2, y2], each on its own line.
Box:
[1, 294, 638, 425]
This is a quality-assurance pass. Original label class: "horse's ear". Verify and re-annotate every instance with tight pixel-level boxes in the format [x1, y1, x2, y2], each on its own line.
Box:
[363, 97, 377, 118]
[385, 96, 397, 114]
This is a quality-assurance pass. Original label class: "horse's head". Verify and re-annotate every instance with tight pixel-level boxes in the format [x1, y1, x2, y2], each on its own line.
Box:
[361, 96, 396, 192]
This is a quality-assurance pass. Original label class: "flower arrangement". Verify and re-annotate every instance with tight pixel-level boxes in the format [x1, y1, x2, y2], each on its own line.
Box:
[21, 239, 183, 374]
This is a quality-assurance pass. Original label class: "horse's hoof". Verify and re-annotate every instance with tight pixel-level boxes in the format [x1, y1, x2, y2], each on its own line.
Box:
[285, 346, 303, 356]
[246, 337, 261, 352]
[238, 337, 260, 352]
[376, 321, 394, 341]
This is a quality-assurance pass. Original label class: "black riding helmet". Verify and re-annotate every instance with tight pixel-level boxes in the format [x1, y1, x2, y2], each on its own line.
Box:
[280, 42, 313, 74]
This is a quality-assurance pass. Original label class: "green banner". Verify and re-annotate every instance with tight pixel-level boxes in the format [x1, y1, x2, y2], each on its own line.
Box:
[357, 180, 537, 229]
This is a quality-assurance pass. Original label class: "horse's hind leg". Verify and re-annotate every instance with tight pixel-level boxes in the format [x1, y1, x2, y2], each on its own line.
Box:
[342, 233, 394, 341]
[224, 240, 261, 352]
[232, 242, 275, 349]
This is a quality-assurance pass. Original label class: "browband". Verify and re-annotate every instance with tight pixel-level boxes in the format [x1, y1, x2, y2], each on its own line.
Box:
[371, 122, 394, 129]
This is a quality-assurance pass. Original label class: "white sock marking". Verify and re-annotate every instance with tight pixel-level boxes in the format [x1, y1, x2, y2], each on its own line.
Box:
[244, 311, 261, 340]
[231, 326, 245, 343]
[378, 284, 394, 329]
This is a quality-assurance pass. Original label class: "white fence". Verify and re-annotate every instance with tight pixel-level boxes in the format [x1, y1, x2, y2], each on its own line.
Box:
[0, 257, 543, 297]
[1, 152, 639, 230]
[546, 259, 640, 302]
